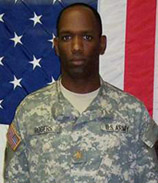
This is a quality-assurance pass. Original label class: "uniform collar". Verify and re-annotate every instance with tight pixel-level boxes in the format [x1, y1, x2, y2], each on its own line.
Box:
[51, 77, 114, 123]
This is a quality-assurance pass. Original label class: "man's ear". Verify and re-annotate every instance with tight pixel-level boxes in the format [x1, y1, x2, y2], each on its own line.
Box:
[54, 37, 59, 56]
[99, 35, 107, 55]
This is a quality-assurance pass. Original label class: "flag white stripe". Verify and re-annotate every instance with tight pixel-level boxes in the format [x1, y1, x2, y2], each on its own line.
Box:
[153, 3, 158, 124]
[99, 0, 127, 90]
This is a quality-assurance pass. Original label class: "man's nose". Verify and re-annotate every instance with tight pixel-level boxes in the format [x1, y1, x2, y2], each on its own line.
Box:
[71, 36, 83, 53]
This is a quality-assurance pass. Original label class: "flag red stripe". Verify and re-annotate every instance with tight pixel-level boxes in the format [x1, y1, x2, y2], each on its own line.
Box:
[124, 0, 157, 116]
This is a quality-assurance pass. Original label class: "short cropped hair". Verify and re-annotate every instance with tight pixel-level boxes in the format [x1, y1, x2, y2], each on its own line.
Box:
[56, 3, 102, 37]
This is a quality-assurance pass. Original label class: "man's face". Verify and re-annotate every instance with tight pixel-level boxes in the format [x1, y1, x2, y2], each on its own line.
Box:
[54, 6, 106, 79]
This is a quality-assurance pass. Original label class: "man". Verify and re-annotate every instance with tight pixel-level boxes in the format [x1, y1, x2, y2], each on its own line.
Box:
[4, 3, 158, 183]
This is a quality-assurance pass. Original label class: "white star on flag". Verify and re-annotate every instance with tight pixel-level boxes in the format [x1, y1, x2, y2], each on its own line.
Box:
[48, 34, 55, 48]
[0, 13, 4, 22]
[10, 32, 23, 47]
[10, 76, 22, 90]
[30, 55, 42, 70]
[0, 100, 3, 109]
[53, 0, 62, 4]
[48, 76, 55, 85]
[30, 12, 42, 26]
[0, 56, 4, 66]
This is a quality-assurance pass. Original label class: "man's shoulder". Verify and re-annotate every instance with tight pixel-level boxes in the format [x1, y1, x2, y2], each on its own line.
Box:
[27, 81, 57, 99]
[10, 82, 58, 135]
[16, 81, 57, 114]
[102, 80, 143, 106]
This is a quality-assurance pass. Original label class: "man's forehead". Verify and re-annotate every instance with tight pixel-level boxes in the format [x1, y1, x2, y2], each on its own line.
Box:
[56, 4, 102, 36]
[59, 5, 97, 25]
[62, 5, 93, 14]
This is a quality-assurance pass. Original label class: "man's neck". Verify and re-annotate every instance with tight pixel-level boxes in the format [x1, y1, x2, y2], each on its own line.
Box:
[61, 74, 100, 94]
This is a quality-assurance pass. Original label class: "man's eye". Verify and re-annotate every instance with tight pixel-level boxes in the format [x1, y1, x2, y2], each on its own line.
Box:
[83, 35, 93, 41]
[61, 35, 71, 41]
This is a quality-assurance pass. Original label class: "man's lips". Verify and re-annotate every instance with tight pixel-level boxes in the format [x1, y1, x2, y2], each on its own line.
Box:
[70, 58, 85, 66]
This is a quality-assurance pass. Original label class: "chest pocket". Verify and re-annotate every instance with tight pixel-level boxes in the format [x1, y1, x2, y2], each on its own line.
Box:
[100, 122, 132, 151]
[27, 125, 62, 153]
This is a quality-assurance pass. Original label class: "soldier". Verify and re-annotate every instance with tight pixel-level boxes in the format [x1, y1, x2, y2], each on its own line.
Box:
[4, 3, 158, 183]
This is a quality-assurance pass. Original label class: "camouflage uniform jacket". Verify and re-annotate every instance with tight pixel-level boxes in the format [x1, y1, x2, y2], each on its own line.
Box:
[4, 78, 158, 183]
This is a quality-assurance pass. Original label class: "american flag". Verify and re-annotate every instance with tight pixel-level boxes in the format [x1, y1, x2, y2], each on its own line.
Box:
[1, 0, 157, 124]
[7, 123, 21, 151]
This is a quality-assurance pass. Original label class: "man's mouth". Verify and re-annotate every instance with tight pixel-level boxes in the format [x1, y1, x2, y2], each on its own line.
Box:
[70, 58, 85, 66]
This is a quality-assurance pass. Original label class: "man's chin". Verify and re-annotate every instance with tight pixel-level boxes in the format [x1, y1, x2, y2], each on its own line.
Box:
[67, 69, 88, 80]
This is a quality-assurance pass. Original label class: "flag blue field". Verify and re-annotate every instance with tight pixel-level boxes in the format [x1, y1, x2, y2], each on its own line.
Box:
[0, 0, 97, 125]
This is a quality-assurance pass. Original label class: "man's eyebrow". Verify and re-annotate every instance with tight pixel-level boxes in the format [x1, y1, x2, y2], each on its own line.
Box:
[59, 31, 72, 35]
[59, 30, 95, 35]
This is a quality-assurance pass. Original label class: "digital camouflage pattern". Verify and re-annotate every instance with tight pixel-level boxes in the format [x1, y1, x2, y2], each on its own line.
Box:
[4, 78, 158, 183]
